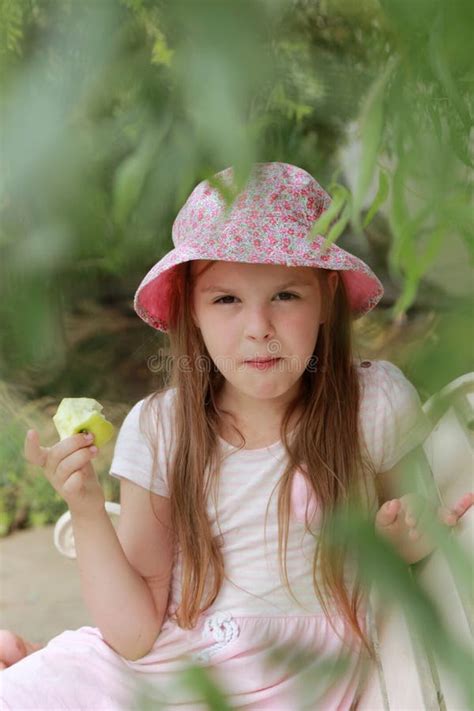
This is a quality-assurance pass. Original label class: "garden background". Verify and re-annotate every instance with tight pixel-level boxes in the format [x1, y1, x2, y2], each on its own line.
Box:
[0, 0, 472, 707]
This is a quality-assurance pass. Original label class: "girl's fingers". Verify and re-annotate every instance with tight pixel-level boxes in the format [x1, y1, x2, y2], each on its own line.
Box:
[55, 447, 98, 485]
[24, 640, 44, 654]
[376, 499, 401, 527]
[403, 501, 422, 537]
[24, 430, 95, 477]
[377, 494, 426, 535]
[438, 506, 457, 526]
[439, 492, 474, 526]
[453, 492, 474, 518]
[24, 430, 49, 468]
[406, 497, 430, 529]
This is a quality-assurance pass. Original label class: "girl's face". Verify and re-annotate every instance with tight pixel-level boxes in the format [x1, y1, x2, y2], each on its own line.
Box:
[191, 260, 338, 404]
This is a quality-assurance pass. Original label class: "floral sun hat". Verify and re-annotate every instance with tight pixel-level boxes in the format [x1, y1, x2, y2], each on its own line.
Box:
[134, 161, 384, 332]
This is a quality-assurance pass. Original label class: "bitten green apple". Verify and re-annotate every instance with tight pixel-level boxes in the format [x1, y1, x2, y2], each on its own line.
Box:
[53, 398, 115, 448]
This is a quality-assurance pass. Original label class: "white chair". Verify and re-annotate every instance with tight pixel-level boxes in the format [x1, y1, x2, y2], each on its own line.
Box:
[53, 374, 474, 709]
[54, 502, 121, 559]
[358, 373, 474, 710]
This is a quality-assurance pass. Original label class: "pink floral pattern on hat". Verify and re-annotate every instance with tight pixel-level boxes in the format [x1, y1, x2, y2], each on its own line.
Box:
[134, 162, 384, 332]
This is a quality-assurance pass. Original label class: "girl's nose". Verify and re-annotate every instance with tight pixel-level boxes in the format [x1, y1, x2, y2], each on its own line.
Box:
[243, 307, 275, 340]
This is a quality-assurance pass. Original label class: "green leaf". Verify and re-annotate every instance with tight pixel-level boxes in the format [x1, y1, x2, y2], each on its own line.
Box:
[112, 117, 171, 226]
[151, 29, 174, 67]
[446, 112, 474, 170]
[351, 56, 398, 235]
[324, 200, 351, 248]
[362, 168, 389, 228]
[179, 663, 234, 711]
[0, 511, 13, 537]
[428, 10, 472, 132]
[391, 275, 419, 317]
[329, 505, 474, 708]
[388, 156, 417, 281]
[417, 224, 446, 278]
[308, 183, 349, 240]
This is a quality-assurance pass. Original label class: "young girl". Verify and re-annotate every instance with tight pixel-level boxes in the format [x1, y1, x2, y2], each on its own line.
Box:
[1, 162, 472, 710]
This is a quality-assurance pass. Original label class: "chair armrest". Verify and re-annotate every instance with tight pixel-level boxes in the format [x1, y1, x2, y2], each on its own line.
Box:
[53, 502, 121, 559]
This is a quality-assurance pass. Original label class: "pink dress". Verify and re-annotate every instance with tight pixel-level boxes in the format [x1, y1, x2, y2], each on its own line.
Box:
[0, 360, 432, 710]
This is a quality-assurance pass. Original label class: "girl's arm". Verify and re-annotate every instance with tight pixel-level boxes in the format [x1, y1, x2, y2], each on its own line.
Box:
[71, 504, 168, 661]
[24, 430, 171, 662]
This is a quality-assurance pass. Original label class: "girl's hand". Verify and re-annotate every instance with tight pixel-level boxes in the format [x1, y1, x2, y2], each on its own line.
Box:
[375, 492, 474, 564]
[437, 492, 474, 526]
[24, 429, 105, 518]
[0, 630, 43, 670]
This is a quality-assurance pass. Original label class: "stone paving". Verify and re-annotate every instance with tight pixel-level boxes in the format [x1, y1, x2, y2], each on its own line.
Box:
[0, 525, 92, 645]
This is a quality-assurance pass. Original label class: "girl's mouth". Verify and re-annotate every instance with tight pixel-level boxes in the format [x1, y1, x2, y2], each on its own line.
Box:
[244, 358, 281, 369]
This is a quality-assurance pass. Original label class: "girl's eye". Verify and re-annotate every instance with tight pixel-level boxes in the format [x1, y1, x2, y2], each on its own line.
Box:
[276, 292, 298, 301]
[213, 292, 298, 305]
[214, 295, 237, 304]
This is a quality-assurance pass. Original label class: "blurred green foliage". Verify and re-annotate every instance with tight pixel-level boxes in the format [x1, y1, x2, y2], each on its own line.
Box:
[1, 0, 471, 377]
[0, 0, 472, 707]
[0, 0, 470, 505]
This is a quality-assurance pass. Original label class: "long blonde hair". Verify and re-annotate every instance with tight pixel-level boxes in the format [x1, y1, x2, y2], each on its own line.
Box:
[141, 259, 377, 660]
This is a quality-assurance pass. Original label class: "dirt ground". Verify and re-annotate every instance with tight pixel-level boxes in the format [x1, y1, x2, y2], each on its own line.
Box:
[0, 525, 93, 645]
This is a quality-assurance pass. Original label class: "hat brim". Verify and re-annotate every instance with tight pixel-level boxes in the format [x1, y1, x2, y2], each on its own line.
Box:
[134, 238, 384, 332]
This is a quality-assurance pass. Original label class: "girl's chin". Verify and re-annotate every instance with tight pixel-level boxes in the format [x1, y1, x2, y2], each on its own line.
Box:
[232, 377, 298, 397]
